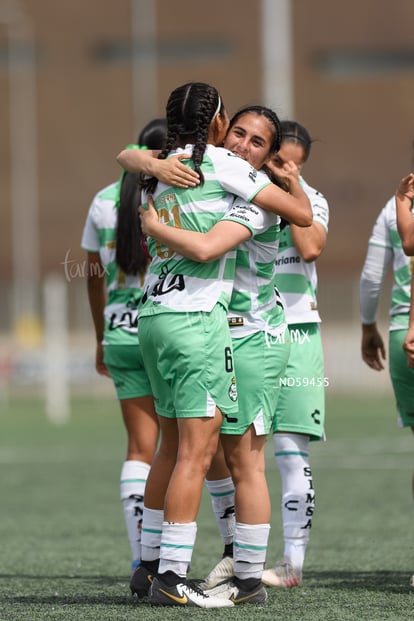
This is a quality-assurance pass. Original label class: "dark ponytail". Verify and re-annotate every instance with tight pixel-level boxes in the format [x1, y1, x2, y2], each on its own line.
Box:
[115, 118, 167, 276]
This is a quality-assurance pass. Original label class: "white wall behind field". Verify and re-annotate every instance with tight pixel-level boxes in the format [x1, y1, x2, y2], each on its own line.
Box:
[0, 275, 395, 400]
[0, 322, 393, 399]
[322, 322, 393, 395]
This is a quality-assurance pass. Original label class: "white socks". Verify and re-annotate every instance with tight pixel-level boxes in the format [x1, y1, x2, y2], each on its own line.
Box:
[158, 521, 197, 578]
[141, 514, 197, 578]
[205, 477, 235, 546]
[120, 460, 150, 564]
[234, 522, 270, 580]
[274, 433, 314, 576]
[141, 506, 164, 562]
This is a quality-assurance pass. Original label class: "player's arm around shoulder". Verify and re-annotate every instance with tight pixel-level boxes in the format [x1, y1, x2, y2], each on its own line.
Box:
[116, 149, 199, 188]
[139, 199, 251, 263]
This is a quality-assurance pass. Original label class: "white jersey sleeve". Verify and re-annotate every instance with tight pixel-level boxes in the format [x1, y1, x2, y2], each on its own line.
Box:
[359, 198, 409, 328]
[366, 202, 392, 250]
[208, 147, 271, 202]
[300, 177, 329, 231]
[359, 243, 392, 324]
[81, 199, 100, 252]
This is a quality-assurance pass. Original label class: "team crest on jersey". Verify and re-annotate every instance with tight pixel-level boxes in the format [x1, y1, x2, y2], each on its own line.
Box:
[228, 376, 238, 402]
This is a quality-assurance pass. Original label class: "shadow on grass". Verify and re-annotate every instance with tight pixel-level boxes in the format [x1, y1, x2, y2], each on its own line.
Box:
[0, 594, 139, 607]
[0, 574, 123, 584]
[0, 570, 412, 600]
[0, 573, 140, 607]
[305, 570, 412, 594]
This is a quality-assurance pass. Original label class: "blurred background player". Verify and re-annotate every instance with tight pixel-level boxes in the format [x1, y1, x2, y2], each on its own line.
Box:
[360, 171, 414, 481]
[360, 170, 414, 589]
[80, 118, 166, 573]
[262, 121, 329, 587]
[395, 171, 414, 590]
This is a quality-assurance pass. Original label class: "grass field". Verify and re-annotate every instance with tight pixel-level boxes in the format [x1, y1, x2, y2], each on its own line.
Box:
[1, 391, 413, 620]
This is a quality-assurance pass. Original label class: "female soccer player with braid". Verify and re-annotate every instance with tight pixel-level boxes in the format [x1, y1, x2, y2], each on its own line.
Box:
[117, 82, 311, 608]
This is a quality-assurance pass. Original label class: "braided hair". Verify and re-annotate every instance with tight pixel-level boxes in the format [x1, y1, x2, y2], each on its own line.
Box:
[115, 118, 167, 276]
[142, 82, 224, 194]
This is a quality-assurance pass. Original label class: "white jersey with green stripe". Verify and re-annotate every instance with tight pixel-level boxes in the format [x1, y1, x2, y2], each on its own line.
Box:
[365, 196, 413, 331]
[224, 198, 286, 338]
[140, 144, 271, 316]
[274, 176, 329, 324]
[81, 180, 145, 345]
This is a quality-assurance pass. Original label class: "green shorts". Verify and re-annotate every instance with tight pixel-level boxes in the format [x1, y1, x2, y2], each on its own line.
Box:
[389, 329, 414, 428]
[220, 329, 291, 436]
[138, 304, 238, 419]
[272, 323, 326, 441]
[103, 344, 152, 400]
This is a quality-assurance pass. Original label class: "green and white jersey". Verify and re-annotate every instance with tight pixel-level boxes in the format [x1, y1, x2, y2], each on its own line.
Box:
[361, 196, 413, 331]
[140, 144, 271, 316]
[81, 181, 145, 345]
[274, 176, 329, 324]
[224, 198, 286, 338]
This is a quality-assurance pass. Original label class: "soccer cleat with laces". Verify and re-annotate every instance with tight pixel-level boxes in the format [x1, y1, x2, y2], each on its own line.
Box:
[149, 574, 235, 608]
[130, 563, 155, 598]
[204, 576, 268, 605]
[261, 560, 302, 588]
[198, 556, 234, 590]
